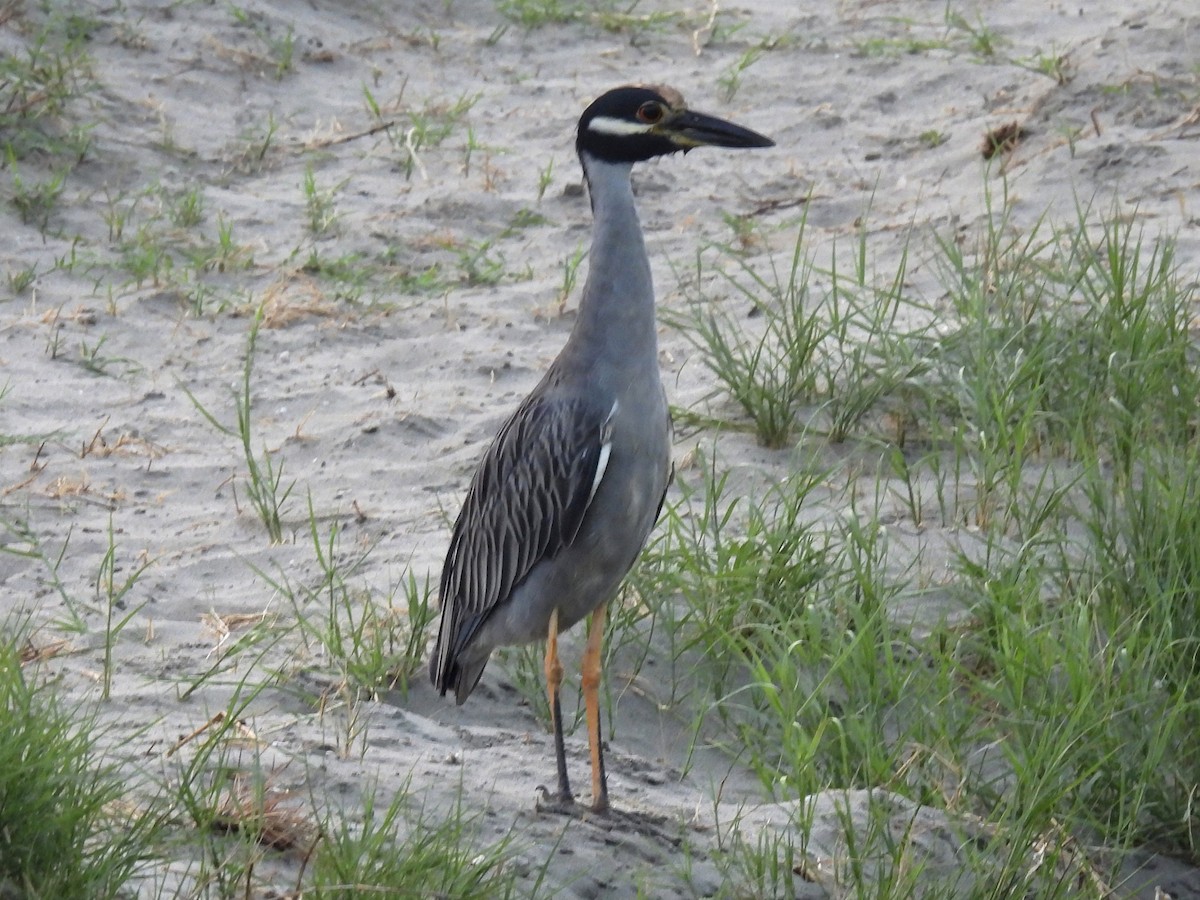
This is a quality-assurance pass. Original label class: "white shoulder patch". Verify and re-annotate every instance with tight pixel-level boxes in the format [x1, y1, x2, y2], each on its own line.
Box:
[587, 399, 619, 504]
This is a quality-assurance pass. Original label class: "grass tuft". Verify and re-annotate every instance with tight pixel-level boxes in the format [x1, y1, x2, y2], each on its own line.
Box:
[0, 633, 161, 897]
[667, 216, 822, 448]
[652, 189, 1200, 893]
[0, 4, 95, 162]
[184, 302, 296, 542]
[311, 781, 530, 898]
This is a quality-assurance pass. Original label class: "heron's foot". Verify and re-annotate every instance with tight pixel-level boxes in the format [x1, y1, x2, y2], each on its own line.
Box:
[535, 784, 576, 813]
[535, 784, 577, 814]
[534, 785, 617, 817]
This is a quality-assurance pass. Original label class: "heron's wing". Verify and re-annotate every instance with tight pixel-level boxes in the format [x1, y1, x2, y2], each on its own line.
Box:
[429, 391, 616, 693]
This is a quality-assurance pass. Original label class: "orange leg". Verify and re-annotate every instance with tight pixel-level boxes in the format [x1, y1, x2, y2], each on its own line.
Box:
[582, 602, 609, 812]
[542, 608, 574, 807]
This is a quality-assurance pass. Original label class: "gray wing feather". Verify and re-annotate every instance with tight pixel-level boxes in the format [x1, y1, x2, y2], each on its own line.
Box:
[429, 390, 615, 697]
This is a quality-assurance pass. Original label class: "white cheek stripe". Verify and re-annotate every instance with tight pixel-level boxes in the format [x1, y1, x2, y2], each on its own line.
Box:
[587, 116, 653, 136]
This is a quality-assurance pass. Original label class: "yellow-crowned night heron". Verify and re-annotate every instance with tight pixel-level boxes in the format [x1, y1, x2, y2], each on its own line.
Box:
[429, 85, 773, 813]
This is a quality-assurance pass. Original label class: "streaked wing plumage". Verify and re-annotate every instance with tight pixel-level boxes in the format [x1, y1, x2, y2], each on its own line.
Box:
[429, 389, 615, 695]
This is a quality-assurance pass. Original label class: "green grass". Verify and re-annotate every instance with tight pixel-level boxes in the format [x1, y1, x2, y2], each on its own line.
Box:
[3, 3, 1197, 886]
[1, 514, 86, 632]
[666, 216, 824, 448]
[0, 632, 163, 897]
[303, 163, 343, 236]
[78, 179, 261, 309]
[850, 6, 1004, 61]
[650, 187, 1200, 894]
[184, 302, 296, 542]
[96, 515, 154, 700]
[462, 184, 1200, 897]
[312, 780, 533, 898]
[254, 495, 436, 700]
[6, 154, 69, 231]
[495, 0, 681, 32]
[668, 204, 929, 447]
[391, 93, 478, 180]
[0, 4, 96, 162]
[7, 134, 1198, 893]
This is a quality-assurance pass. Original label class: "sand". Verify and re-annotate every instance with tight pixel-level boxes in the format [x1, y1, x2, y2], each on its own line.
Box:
[2, 0, 1198, 896]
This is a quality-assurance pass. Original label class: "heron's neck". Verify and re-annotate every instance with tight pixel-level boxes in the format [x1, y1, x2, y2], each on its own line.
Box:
[570, 153, 658, 367]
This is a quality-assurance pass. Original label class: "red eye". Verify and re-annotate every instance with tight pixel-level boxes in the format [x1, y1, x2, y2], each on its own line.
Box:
[636, 101, 665, 123]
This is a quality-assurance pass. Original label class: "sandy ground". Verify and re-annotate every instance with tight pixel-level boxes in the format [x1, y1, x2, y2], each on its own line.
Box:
[2, 0, 1199, 896]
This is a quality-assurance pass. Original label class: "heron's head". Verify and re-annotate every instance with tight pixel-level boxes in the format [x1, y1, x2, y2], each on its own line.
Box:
[575, 84, 774, 164]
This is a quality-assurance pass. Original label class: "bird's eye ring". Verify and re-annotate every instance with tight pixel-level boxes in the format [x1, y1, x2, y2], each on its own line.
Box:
[636, 101, 665, 124]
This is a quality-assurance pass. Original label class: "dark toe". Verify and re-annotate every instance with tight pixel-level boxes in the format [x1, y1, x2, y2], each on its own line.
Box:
[535, 784, 576, 814]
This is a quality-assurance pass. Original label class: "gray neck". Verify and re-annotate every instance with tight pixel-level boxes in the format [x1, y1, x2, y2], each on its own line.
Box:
[566, 153, 658, 371]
